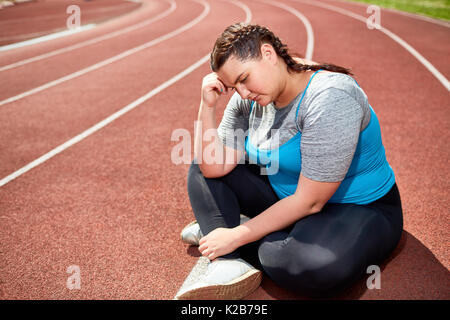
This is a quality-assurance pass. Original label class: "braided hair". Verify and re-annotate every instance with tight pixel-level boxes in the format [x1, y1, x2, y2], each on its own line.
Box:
[210, 23, 352, 75]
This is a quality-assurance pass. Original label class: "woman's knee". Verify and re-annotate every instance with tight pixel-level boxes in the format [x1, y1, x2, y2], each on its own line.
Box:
[258, 237, 357, 297]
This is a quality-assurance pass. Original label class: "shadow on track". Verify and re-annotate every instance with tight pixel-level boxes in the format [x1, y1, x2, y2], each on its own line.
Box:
[260, 231, 449, 300]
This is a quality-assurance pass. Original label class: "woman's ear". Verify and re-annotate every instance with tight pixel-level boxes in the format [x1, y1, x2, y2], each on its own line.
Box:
[260, 43, 277, 64]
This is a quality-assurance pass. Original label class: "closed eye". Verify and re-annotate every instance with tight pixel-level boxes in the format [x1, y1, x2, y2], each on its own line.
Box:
[226, 75, 248, 91]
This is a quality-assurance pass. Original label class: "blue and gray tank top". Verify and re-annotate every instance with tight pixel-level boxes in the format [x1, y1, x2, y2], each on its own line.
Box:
[218, 70, 395, 205]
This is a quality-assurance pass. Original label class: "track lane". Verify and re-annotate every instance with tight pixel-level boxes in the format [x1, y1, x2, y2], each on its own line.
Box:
[0, 1, 207, 179]
[0, 0, 248, 299]
[0, 0, 198, 102]
[320, 0, 450, 81]
[0, 0, 142, 46]
[0, 0, 208, 177]
[0, 0, 176, 72]
[0, 0, 169, 67]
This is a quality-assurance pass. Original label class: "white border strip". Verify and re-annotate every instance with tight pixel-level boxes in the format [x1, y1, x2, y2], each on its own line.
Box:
[0, 0, 209, 107]
[0, 0, 177, 71]
[294, 0, 450, 91]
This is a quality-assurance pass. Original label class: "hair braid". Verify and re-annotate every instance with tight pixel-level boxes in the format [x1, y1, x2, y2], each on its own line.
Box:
[211, 23, 352, 75]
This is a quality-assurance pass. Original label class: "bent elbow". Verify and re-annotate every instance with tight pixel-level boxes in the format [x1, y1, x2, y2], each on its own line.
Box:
[309, 201, 326, 215]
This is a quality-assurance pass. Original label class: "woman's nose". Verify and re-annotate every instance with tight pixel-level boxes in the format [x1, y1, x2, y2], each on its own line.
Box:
[236, 84, 251, 99]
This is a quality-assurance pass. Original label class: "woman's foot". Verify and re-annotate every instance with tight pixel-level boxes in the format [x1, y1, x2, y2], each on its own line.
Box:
[174, 258, 262, 300]
[180, 215, 250, 246]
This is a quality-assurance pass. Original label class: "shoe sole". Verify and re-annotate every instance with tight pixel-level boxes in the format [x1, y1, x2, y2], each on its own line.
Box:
[176, 268, 262, 300]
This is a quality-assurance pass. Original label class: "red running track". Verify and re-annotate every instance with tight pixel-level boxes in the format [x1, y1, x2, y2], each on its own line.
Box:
[0, 0, 449, 299]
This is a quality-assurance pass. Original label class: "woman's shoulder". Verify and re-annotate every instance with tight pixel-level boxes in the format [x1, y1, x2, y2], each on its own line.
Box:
[308, 71, 364, 99]
[300, 71, 371, 130]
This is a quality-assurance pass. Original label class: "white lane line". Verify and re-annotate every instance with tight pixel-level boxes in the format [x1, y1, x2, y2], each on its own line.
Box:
[0, 53, 210, 188]
[0, 24, 97, 52]
[0, 0, 208, 107]
[0, 0, 177, 71]
[330, 0, 450, 28]
[293, 0, 450, 91]
[259, 0, 314, 60]
[173, 0, 252, 300]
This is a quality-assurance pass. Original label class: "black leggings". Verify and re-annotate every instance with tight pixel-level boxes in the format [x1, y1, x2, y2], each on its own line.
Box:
[187, 161, 403, 297]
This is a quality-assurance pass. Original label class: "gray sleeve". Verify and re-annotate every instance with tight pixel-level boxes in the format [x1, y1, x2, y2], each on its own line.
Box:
[217, 92, 251, 151]
[300, 88, 364, 182]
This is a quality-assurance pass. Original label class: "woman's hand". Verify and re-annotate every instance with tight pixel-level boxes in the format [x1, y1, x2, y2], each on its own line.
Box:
[201, 73, 228, 108]
[198, 227, 240, 260]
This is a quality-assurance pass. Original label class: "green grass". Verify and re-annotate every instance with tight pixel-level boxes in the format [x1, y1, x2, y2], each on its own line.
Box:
[349, 0, 450, 21]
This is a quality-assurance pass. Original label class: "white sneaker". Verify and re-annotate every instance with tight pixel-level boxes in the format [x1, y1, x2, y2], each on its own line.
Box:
[175, 258, 262, 300]
[180, 215, 250, 246]
[180, 220, 203, 246]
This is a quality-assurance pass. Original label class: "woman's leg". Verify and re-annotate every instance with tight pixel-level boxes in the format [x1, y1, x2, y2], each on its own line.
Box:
[258, 184, 403, 297]
[187, 160, 279, 260]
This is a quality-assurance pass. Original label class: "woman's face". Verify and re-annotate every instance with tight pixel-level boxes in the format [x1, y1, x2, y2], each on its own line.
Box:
[216, 44, 282, 106]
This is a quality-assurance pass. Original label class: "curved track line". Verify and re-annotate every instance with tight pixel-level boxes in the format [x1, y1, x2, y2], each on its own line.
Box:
[0, 0, 177, 71]
[259, 0, 314, 60]
[330, 0, 450, 28]
[0, 0, 209, 107]
[293, 0, 450, 91]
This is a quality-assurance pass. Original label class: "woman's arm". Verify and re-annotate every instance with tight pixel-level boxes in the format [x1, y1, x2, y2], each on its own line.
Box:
[234, 174, 340, 246]
[198, 174, 340, 260]
[198, 86, 361, 260]
[195, 73, 243, 178]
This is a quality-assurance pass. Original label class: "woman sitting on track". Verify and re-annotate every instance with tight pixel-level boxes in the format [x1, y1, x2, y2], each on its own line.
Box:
[176, 22, 403, 300]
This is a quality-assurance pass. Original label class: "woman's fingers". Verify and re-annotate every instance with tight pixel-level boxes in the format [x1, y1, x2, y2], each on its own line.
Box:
[208, 78, 225, 94]
[202, 77, 220, 107]
[199, 238, 217, 259]
[201, 73, 229, 107]
[216, 80, 227, 94]
[208, 252, 216, 260]
[200, 247, 213, 258]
